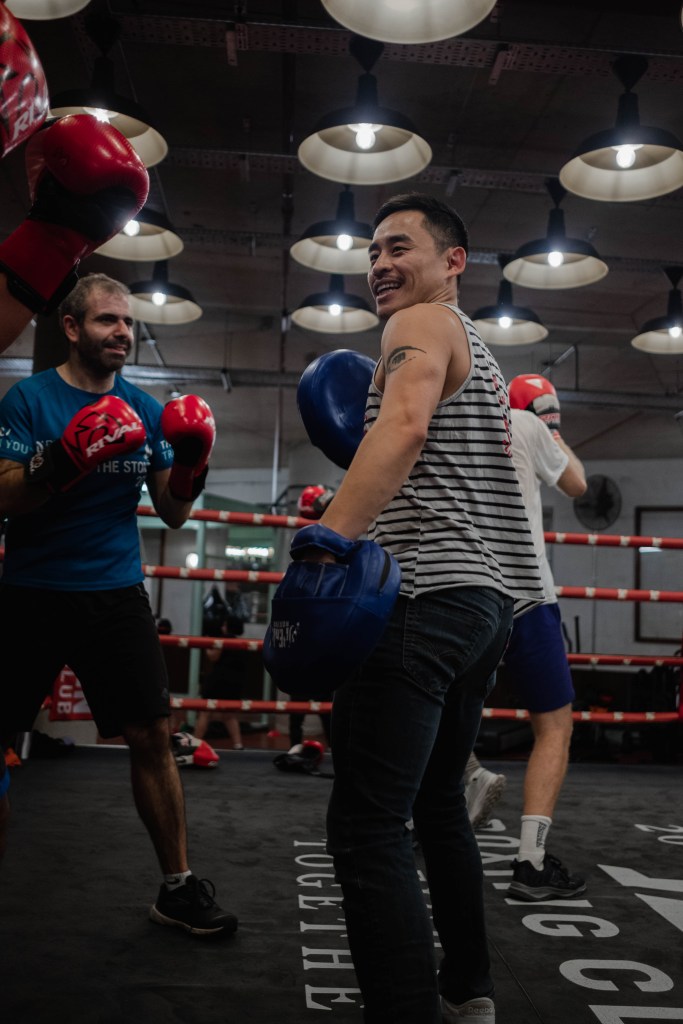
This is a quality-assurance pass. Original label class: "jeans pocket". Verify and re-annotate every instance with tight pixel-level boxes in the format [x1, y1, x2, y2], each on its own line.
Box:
[402, 587, 510, 699]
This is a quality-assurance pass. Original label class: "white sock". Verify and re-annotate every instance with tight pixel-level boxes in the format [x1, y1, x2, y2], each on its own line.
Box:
[465, 752, 481, 780]
[518, 815, 552, 869]
[164, 869, 192, 891]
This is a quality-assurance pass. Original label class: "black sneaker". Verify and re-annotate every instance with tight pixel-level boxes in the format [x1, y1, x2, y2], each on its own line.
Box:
[508, 853, 586, 902]
[150, 875, 238, 937]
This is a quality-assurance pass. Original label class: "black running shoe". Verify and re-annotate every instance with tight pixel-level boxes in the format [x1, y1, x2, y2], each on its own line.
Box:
[508, 853, 586, 902]
[150, 875, 238, 937]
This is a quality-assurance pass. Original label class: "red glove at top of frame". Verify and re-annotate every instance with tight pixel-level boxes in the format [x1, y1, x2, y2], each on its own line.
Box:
[508, 373, 561, 434]
[0, 114, 149, 315]
[161, 394, 216, 502]
[0, 5, 49, 158]
[25, 394, 147, 494]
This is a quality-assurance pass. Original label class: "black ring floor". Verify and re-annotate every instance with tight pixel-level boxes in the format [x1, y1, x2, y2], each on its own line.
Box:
[1, 747, 681, 1023]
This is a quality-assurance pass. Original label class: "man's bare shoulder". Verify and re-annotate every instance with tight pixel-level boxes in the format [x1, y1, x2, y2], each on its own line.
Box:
[385, 302, 464, 334]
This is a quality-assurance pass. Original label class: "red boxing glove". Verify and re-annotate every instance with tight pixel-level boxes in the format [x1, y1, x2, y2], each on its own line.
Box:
[0, 114, 149, 315]
[25, 394, 147, 493]
[508, 373, 561, 433]
[0, 6, 49, 158]
[297, 484, 335, 520]
[161, 394, 215, 501]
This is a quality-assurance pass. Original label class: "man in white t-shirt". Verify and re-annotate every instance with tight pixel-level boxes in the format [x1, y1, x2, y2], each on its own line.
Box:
[466, 374, 589, 901]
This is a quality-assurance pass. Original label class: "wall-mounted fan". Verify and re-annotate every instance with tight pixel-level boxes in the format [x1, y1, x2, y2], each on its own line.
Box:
[573, 474, 622, 531]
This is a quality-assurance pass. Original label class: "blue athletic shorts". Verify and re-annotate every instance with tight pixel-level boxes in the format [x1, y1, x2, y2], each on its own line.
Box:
[502, 602, 575, 713]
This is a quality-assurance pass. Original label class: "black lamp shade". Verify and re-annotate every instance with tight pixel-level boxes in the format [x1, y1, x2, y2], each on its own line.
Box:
[129, 262, 202, 325]
[631, 277, 683, 354]
[559, 88, 683, 202]
[50, 57, 168, 168]
[298, 73, 431, 185]
[96, 207, 183, 262]
[291, 274, 379, 334]
[290, 189, 372, 274]
[472, 280, 548, 347]
[503, 209, 608, 290]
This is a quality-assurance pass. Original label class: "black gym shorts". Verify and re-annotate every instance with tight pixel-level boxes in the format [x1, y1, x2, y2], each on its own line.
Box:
[0, 583, 170, 739]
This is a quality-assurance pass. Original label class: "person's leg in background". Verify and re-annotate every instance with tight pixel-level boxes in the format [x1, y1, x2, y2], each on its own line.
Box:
[288, 707, 304, 749]
[503, 603, 586, 902]
[224, 713, 243, 750]
[463, 749, 506, 829]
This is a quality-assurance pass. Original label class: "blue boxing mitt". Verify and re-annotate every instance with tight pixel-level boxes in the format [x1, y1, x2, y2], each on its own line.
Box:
[262, 524, 401, 698]
[297, 349, 376, 470]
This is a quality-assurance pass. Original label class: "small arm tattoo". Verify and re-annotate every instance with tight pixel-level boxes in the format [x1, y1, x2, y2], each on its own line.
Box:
[385, 345, 426, 375]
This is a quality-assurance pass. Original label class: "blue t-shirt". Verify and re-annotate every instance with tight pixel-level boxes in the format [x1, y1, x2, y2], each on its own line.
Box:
[0, 368, 173, 590]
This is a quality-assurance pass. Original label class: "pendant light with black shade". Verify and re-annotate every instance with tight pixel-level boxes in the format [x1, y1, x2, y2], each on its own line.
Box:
[291, 274, 379, 334]
[559, 55, 683, 203]
[631, 267, 683, 355]
[503, 179, 608, 290]
[49, 11, 168, 169]
[471, 256, 549, 347]
[320, 0, 497, 44]
[298, 35, 431, 187]
[290, 187, 372, 275]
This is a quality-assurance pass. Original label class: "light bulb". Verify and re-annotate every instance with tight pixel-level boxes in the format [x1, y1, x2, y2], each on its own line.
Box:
[613, 143, 642, 169]
[669, 324, 682, 339]
[123, 219, 141, 237]
[85, 106, 113, 123]
[349, 123, 382, 151]
[152, 291, 167, 306]
[498, 315, 512, 329]
[547, 250, 564, 268]
[328, 303, 342, 316]
[336, 233, 353, 251]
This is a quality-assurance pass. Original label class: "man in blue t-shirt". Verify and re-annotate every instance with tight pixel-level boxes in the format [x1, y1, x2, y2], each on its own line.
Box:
[0, 272, 237, 938]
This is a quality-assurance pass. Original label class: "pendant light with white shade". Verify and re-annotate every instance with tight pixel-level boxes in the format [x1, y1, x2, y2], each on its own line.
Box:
[49, 11, 168, 168]
[472, 257, 549, 347]
[298, 35, 431, 187]
[96, 207, 184, 262]
[6, 0, 90, 16]
[290, 187, 372, 275]
[631, 268, 683, 355]
[503, 179, 608, 290]
[129, 262, 202, 326]
[559, 55, 683, 203]
[291, 274, 379, 334]
[320, 0, 497, 44]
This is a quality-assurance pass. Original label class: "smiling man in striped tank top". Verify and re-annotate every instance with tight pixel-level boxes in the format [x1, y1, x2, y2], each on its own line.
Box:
[311, 193, 545, 1023]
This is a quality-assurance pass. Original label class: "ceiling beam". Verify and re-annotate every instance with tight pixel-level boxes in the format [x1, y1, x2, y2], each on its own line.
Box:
[1, 357, 680, 410]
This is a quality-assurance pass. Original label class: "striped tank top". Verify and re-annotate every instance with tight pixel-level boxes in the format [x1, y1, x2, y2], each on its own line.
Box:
[367, 303, 544, 617]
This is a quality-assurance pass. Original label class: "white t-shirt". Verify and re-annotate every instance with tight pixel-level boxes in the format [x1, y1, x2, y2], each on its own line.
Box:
[510, 408, 569, 604]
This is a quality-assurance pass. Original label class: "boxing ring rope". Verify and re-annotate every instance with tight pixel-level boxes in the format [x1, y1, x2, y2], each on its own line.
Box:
[36, 511, 683, 727]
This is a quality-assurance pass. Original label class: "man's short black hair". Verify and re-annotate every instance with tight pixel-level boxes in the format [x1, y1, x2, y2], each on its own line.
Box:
[373, 192, 469, 255]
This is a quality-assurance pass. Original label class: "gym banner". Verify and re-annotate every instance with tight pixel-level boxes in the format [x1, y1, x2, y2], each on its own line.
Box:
[49, 667, 92, 721]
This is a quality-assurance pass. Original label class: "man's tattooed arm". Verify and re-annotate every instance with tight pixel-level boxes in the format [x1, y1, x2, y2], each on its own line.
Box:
[385, 345, 426, 375]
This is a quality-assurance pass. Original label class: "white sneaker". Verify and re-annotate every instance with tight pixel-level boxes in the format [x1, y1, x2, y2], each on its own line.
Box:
[464, 767, 506, 829]
[441, 995, 495, 1021]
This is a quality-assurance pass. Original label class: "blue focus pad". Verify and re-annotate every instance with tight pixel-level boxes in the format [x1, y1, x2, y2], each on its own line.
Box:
[297, 349, 376, 470]
[262, 534, 401, 698]
[290, 522, 356, 561]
